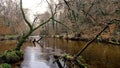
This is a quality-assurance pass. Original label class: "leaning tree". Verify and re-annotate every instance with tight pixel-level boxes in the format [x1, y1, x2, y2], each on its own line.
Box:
[15, 0, 70, 50]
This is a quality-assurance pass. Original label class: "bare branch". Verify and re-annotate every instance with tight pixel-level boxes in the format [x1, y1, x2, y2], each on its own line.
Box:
[46, 0, 58, 29]
[54, 4, 58, 15]
[85, 2, 95, 16]
[46, 0, 53, 15]
[32, 16, 38, 26]
[73, 19, 120, 59]
[52, 18, 74, 32]
[33, 17, 52, 31]
[81, 1, 97, 23]
[63, 0, 71, 10]
[20, 0, 32, 30]
[74, 24, 109, 59]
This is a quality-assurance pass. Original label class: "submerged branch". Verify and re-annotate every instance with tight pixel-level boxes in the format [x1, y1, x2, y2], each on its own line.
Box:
[54, 55, 63, 68]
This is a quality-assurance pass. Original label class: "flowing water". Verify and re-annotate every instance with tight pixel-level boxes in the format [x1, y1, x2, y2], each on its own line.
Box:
[0, 37, 120, 68]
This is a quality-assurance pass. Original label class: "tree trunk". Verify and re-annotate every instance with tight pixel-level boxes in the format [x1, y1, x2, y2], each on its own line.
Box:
[15, 30, 32, 50]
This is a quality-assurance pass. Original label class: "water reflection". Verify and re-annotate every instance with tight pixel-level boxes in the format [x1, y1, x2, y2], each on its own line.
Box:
[0, 40, 32, 52]
[21, 47, 49, 68]
[21, 42, 59, 68]
[0, 38, 120, 68]
[45, 38, 120, 68]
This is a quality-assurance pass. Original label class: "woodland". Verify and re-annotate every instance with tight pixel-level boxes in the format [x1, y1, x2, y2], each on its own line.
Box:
[0, 0, 120, 68]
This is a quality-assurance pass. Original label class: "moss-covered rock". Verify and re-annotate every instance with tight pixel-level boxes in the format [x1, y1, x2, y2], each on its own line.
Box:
[5, 51, 20, 63]
[0, 50, 23, 63]
[0, 63, 11, 68]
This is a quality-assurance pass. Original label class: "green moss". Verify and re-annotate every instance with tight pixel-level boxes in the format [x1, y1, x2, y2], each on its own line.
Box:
[0, 50, 23, 63]
[15, 50, 24, 58]
[5, 51, 20, 63]
[0, 63, 11, 68]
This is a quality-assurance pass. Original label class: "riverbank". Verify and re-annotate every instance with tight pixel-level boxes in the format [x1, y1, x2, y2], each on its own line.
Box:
[49, 33, 120, 45]
[0, 34, 119, 45]
[0, 39, 34, 68]
[0, 35, 20, 41]
[0, 50, 23, 68]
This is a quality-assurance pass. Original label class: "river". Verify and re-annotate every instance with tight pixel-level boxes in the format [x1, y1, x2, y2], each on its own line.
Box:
[0, 38, 120, 68]
[44, 38, 120, 68]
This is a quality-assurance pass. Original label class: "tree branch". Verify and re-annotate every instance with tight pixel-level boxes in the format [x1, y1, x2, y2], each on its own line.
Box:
[73, 19, 120, 59]
[20, 0, 32, 30]
[63, 0, 71, 10]
[52, 18, 74, 32]
[74, 24, 110, 59]
[46, 0, 53, 15]
[33, 17, 52, 31]
[32, 16, 38, 26]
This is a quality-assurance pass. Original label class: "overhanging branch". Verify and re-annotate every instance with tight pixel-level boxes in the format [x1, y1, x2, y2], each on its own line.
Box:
[73, 19, 120, 59]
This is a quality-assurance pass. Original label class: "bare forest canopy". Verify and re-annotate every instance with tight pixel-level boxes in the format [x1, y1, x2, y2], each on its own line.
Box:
[0, 0, 27, 35]
[0, 0, 120, 40]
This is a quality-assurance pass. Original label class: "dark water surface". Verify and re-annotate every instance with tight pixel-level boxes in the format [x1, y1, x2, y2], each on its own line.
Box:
[0, 38, 120, 68]
[45, 38, 120, 68]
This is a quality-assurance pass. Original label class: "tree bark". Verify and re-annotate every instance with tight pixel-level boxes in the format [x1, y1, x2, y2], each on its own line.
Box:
[15, 30, 32, 50]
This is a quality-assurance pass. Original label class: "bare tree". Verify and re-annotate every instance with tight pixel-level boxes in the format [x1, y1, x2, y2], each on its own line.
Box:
[0, 0, 26, 35]
[15, 0, 54, 50]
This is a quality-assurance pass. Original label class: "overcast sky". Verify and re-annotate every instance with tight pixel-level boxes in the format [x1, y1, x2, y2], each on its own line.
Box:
[22, 0, 49, 21]
[23, 0, 48, 14]
[22, 0, 59, 21]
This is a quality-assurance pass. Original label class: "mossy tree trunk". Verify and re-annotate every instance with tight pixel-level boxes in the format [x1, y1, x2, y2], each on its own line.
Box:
[15, 0, 52, 50]
[15, 0, 71, 50]
[15, 30, 32, 50]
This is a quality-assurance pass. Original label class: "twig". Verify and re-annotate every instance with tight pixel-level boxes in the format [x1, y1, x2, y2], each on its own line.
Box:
[36, 37, 43, 43]
[63, 0, 71, 10]
[32, 16, 38, 26]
